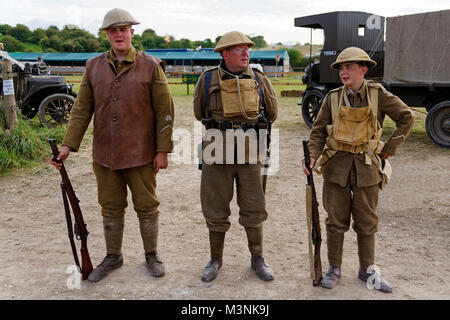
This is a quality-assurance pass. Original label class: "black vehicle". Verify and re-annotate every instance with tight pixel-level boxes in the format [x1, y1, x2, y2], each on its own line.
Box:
[295, 10, 450, 148]
[0, 52, 76, 128]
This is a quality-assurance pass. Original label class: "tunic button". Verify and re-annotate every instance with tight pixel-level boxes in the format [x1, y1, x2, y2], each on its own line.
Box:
[112, 117, 117, 122]
[114, 79, 119, 82]
[112, 97, 117, 102]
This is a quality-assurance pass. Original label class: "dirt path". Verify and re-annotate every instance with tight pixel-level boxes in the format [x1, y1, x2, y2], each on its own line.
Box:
[0, 97, 449, 300]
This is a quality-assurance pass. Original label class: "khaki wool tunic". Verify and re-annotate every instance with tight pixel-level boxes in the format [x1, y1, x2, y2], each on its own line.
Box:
[309, 80, 415, 188]
[194, 63, 278, 165]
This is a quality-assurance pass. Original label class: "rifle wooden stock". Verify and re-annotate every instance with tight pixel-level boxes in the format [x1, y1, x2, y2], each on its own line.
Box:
[303, 140, 323, 286]
[49, 139, 93, 280]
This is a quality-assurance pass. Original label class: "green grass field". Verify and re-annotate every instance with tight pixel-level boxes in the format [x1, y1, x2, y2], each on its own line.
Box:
[64, 74, 425, 136]
[65, 74, 306, 97]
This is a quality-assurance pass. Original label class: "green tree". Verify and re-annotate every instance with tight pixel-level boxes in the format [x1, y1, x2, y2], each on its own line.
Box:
[60, 26, 93, 42]
[179, 38, 193, 49]
[86, 38, 99, 52]
[62, 39, 75, 52]
[97, 32, 110, 52]
[1, 35, 25, 51]
[131, 38, 144, 51]
[142, 29, 157, 38]
[73, 37, 88, 51]
[40, 35, 63, 52]
[39, 37, 51, 51]
[202, 38, 213, 48]
[45, 26, 59, 38]
[142, 36, 155, 49]
[285, 48, 303, 67]
[29, 28, 47, 44]
[0, 24, 12, 35]
[71, 38, 85, 52]
[9, 24, 32, 42]
[154, 36, 168, 49]
[249, 35, 267, 48]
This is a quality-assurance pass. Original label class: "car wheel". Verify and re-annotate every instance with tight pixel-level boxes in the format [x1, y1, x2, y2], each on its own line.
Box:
[38, 93, 75, 128]
[425, 100, 450, 148]
[301, 89, 325, 128]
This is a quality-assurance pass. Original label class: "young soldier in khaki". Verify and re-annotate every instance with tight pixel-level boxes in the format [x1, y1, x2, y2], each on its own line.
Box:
[193, 31, 278, 282]
[50, 8, 174, 282]
[303, 47, 414, 293]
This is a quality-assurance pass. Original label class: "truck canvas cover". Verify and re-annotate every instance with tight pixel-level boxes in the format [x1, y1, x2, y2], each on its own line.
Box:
[384, 10, 450, 85]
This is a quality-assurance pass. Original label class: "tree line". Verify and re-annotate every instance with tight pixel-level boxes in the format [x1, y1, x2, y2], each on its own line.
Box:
[0, 24, 268, 53]
[0, 24, 310, 67]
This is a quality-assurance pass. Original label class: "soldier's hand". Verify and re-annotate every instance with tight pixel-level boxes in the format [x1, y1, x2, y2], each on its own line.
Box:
[379, 151, 390, 161]
[49, 145, 70, 170]
[302, 157, 315, 176]
[153, 152, 168, 174]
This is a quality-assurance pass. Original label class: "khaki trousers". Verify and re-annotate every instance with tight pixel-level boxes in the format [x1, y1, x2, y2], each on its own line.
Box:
[93, 161, 159, 218]
[93, 162, 160, 254]
[323, 163, 379, 270]
[200, 163, 267, 232]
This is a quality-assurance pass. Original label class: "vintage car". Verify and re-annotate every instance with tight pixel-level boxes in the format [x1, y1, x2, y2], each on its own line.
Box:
[1, 51, 76, 128]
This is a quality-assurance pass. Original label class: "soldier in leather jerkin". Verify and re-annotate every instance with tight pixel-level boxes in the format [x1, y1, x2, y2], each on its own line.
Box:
[193, 31, 278, 282]
[302, 47, 414, 293]
[50, 8, 174, 282]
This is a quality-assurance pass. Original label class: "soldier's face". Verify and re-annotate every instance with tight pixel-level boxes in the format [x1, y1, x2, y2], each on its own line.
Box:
[106, 25, 134, 54]
[222, 45, 250, 72]
[339, 62, 367, 89]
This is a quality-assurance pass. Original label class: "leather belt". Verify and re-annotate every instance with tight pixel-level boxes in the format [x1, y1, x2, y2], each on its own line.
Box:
[204, 120, 259, 131]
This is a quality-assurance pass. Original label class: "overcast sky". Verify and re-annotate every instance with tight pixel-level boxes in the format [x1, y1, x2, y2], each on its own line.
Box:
[1, 0, 448, 45]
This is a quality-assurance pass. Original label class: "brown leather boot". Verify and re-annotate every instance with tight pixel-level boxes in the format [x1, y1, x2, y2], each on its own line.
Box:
[358, 269, 392, 293]
[321, 265, 341, 289]
[201, 257, 223, 282]
[87, 254, 123, 282]
[145, 252, 165, 277]
[251, 256, 274, 281]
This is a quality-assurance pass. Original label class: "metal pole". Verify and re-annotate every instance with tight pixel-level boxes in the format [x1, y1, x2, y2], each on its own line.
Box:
[309, 28, 312, 67]
[1, 59, 18, 130]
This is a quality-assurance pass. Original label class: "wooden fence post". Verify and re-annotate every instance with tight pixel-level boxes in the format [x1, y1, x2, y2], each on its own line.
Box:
[1, 59, 18, 130]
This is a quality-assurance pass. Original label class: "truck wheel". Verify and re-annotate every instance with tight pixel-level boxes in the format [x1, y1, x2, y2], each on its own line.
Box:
[301, 89, 325, 128]
[425, 101, 450, 148]
[38, 93, 75, 128]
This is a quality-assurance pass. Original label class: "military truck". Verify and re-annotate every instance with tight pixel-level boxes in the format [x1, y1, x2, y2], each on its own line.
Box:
[295, 10, 450, 148]
[0, 51, 76, 128]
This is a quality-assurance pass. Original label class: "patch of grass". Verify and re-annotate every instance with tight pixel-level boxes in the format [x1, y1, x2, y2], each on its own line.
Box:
[64, 75, 82, 93]
[23, 42, 43, 52]
[65, 74, 307, 98]
[0, 109, 67, 175]
[381, 107, 428, 138]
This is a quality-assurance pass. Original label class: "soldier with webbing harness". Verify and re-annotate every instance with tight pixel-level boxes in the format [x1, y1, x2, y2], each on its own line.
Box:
[193, 31, 278, 282]
[302, 47, 414, 293]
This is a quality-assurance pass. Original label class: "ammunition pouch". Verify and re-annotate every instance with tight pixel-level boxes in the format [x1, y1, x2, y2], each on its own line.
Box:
[333, 105, 374, 146]
[313, 84, 385, 175]
[219, 76, 260, 119]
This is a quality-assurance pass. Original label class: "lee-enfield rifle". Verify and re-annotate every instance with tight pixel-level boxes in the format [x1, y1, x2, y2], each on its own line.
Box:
[49, 139, 93, 280]
[303, 139, 323, 286]
[261, 119, 272, 194]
